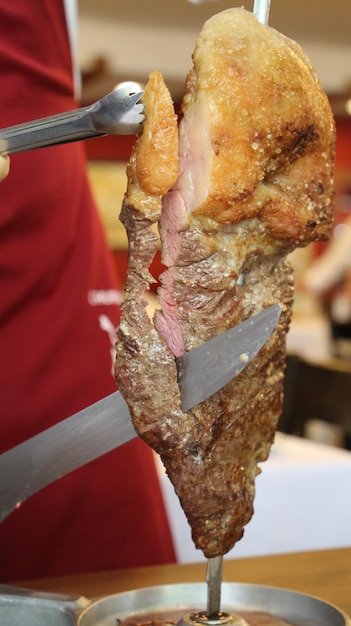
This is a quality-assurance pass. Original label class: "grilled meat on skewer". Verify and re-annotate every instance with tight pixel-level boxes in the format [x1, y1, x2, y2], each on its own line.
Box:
[115, 9, 335, 557]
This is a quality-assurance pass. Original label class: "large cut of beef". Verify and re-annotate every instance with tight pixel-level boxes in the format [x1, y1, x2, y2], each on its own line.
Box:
[115, 9, 335, 558]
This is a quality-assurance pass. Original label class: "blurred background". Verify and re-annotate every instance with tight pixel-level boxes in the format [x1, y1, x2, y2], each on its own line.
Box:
[77, 0, 351, 104]
[77, 0, 351, 449]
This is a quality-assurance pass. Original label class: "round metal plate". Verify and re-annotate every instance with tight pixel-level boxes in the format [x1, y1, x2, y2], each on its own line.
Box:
[77, 583, 350, 626]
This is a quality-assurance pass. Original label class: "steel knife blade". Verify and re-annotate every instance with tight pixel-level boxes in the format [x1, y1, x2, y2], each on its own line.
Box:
[0, 304, 281, 522]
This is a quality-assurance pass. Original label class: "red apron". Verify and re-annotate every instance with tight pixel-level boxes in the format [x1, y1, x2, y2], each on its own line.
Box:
[0, 1, 175, 581]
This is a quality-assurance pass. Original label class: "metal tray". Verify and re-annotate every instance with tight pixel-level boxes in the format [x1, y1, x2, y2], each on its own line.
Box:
[0, 582, 349, 626]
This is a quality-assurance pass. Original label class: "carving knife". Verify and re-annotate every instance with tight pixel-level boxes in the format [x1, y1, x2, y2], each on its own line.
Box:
[0, 304, 281, 522]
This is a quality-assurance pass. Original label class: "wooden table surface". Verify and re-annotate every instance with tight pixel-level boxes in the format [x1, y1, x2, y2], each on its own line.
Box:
[17, 547, 351, 618]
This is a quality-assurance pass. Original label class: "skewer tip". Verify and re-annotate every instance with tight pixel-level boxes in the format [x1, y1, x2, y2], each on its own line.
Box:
[253, 0, 271, 25]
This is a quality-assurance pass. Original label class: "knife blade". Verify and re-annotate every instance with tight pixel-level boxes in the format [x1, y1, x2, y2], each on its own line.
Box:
[0, 304, 281, 522]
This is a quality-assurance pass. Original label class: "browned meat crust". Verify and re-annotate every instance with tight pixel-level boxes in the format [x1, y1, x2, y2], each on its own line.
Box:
[115, 10, 335, 557]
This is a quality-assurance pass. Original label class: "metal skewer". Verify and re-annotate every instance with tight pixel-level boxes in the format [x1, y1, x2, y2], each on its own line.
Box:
[204, 2, 272, 620]
[182, 554, 246, 626]
[186, 3, 274, 624]
[253, 0, 271, 25]
[206, 556, 223, 618]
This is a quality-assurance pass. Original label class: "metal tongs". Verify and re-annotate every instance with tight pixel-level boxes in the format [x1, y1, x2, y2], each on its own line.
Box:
[0, 84, 144, 156]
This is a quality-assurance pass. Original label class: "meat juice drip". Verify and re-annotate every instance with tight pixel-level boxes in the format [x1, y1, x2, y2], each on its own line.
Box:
[115, 609, 296, 626]
[178, 609, 247, 626]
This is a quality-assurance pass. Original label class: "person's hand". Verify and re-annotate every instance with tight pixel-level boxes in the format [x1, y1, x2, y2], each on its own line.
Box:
[0, 155, 10, 181]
